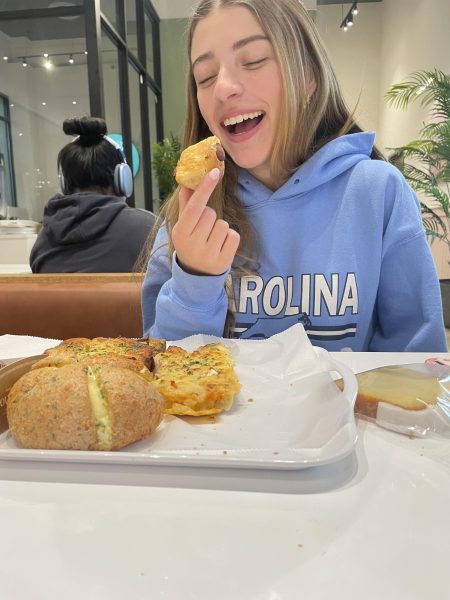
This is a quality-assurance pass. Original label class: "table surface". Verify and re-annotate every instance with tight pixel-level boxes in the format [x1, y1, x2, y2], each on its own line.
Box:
[0, 351, 449, 600]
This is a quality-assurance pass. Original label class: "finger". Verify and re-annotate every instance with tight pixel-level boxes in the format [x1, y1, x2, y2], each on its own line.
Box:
[192, 206, 217, 241]
[171, 207, 217, 254]
[219, 229, 240, 267]
[176, 168, 221, 235]
[178, 186, 194, 215]
[206, 218, 230, 251]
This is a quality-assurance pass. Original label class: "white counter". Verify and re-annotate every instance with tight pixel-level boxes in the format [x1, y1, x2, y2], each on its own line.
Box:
[0, 263, 32, 273]
[0, 352, 449, 600]
[0, 235, 36, 264]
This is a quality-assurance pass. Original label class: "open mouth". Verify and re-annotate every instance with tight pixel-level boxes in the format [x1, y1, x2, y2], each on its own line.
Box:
[222, 111, 264, 135]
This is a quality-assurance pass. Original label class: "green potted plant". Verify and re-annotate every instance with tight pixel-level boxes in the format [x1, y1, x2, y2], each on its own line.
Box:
[152, 133, 181, 203]
[386, 69, 450, 326]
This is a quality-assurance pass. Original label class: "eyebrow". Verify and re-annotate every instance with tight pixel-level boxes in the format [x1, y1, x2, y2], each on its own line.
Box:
[192, 34, 269, 70]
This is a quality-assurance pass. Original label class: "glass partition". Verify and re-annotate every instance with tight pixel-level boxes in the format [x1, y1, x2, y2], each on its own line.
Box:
[148, 88, 160, 211]
[125, 0, 138, 59]
[100, 0, 119, 31]
[0, 1, 162, 221]
[144, 10, 155, 80]
[101, 29, 121, 134]
[0, 15, 89, 221]
[128, 61, 145, 209]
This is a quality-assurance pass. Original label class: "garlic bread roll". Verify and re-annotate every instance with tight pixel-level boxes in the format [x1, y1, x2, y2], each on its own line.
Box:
[32, 336, 166, 372]
[7, 364, 163, 450]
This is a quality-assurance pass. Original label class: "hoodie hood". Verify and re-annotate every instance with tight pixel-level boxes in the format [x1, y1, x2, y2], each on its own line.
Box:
[42, 192, 127, 244]
[237, 131, 375, 208]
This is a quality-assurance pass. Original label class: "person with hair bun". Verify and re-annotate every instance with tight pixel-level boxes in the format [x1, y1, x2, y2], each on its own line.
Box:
[141, 0, 446, 352]
[30, 116, 155, 273]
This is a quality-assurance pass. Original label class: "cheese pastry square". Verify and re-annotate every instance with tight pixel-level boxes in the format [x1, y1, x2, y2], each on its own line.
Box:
[153, 343, 241, 416]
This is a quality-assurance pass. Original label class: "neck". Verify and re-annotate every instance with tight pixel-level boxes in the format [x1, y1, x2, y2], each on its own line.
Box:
[247, 166, 290, 191]
[72, 186, 116, 195]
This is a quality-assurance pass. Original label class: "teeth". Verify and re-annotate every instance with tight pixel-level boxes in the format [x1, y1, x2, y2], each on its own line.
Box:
[223, 111, 263, 127]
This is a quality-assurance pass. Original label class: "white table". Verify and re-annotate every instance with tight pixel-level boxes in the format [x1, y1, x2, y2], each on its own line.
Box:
[0, 352, 449, 600]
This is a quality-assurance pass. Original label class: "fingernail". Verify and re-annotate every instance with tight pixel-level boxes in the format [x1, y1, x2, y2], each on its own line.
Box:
[209, 167, 221, 181]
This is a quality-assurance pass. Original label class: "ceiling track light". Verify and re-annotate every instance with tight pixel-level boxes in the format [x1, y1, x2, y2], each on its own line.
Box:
[340, 2, 358, 31]
[6, 51, 87, 68]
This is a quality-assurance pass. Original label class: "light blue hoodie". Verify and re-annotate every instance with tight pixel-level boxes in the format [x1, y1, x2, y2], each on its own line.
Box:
[142, 132, 447, 352]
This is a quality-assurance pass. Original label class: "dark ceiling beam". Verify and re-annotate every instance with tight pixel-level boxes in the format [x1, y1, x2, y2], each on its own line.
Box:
[0, 6, 84, 20]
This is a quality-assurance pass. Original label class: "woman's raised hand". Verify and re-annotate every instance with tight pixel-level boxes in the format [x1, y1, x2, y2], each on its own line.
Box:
[171, 168, 240, 275]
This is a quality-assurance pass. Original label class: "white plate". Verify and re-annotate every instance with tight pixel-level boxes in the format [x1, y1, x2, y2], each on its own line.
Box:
[0, 326, 358, 470]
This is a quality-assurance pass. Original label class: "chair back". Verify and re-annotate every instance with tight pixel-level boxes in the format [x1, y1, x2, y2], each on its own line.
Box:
[0, 273, 145, 339]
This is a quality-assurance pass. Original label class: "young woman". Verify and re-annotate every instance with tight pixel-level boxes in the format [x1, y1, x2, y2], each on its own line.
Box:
[142, 0, 447, 351]
[30, 116, 155, 273]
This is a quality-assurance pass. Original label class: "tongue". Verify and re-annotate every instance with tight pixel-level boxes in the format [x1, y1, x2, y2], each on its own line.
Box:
[233, 116, 261, 135]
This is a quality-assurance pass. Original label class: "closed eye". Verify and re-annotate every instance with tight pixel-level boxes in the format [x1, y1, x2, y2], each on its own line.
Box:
[244, 58, 267, 68]
[197, 74, 216, 87]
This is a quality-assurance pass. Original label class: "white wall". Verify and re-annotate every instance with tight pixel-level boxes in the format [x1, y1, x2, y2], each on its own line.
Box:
[160, 19, 188, 140]
[315, 0, 450, 277]
[307, 0, 450, 154]
[151, 0, 318, 18]
[316, 3, 382, 134]
[377, 0, 450, 149]
[376, 0, 450, 278]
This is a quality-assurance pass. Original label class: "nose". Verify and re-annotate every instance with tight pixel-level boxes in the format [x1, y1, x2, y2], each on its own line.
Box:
[213, 67, 243, 102]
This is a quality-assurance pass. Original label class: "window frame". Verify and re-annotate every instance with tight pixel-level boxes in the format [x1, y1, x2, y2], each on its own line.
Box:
[0, 92, 17, 209]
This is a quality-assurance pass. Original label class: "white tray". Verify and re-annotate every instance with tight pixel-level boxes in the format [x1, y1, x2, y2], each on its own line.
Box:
[0, 326, 358, 470]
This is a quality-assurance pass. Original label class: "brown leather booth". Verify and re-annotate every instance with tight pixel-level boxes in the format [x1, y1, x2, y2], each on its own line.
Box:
[0, 273, 145, 339]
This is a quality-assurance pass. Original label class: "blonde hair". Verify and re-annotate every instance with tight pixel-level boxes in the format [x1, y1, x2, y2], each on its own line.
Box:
[140, 0, 382, 334]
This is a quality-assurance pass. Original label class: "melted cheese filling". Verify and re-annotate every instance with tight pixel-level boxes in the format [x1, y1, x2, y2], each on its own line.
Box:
[86, 366, 112, 449]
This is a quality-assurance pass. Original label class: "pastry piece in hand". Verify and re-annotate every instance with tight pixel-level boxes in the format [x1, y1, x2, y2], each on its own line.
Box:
[32, 336, 166, 372]
[7, 364, 164, 450]
[153, 343, 241, 416]
[174, 136, 225, 190]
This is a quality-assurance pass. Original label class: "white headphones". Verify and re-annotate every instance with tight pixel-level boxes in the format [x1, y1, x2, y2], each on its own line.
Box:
[59, 135, 133, 198]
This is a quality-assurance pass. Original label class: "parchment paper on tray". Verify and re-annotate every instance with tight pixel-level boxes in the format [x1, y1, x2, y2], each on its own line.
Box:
[350, 362, 450, 439]
[154, 324, 357, 455]
[171, 321, 325, 377]
[0, 334, 60, 362]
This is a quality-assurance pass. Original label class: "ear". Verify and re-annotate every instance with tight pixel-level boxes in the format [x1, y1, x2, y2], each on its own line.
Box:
[303, 74, 317, 109]
[307, 73, 317, 98]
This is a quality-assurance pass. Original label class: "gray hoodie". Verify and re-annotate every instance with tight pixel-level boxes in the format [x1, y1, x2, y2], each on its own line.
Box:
[30, 192, 155, 273]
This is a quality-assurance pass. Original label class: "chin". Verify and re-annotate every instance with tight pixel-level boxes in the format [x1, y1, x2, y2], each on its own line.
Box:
[227, 150, 269, 172]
